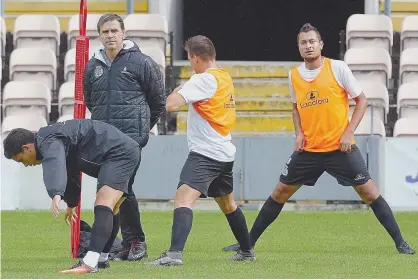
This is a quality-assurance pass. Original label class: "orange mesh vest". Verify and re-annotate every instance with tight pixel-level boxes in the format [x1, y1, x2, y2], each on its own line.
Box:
[291, 58, 354, 152]
[192, 68, 236, 136]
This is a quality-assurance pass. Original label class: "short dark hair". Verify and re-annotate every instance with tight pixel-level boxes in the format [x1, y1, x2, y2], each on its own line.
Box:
[297, 23, 322, 42]
[3, 128, 35, 159]
[97, 13, 125, 33]
[184, 35, 216, 61]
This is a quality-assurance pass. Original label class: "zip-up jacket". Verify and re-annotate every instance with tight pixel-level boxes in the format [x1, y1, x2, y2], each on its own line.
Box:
[83, 40, 166, 147]
[34, 119, 139, 207]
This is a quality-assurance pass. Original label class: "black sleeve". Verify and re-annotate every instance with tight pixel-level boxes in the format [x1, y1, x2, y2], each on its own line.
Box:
[38, 140, 68, 199]
[140, 56, 166, 129]
[83, 62, 93, 112]
[63, 170, 81, 208]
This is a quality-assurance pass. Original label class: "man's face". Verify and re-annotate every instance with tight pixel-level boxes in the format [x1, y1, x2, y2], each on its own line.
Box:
[99, 20, 125, 51]
[298, 30, 323, 62]
[12, 144, 41, 167]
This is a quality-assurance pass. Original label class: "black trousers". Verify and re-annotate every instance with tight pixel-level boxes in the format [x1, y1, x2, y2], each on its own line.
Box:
[119, 150, 145, 246]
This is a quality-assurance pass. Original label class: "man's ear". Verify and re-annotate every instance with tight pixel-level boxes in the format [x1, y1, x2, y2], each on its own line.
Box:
[320, 40, 324, 50]
[194, 55, 200, 64]
[21, 144, 31, 152]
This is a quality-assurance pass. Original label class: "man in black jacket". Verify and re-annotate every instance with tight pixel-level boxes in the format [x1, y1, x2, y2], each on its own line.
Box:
[83, 13, 166, 261]
[3, 119, 141, 274]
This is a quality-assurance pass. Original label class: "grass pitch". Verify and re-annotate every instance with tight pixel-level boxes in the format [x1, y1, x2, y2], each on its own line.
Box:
[1, 210, 417, 278]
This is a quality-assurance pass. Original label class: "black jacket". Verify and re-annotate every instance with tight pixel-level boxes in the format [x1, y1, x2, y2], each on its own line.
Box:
[83, 40, 166, 147]
[34, 119, 139, 207]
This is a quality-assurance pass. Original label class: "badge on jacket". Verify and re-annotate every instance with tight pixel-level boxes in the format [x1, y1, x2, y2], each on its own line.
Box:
[94, 66, 103, 78]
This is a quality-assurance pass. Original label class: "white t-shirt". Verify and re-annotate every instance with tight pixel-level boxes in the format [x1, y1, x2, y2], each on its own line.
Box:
[178, 71, 236, 162]
[289, 59, 363, 103]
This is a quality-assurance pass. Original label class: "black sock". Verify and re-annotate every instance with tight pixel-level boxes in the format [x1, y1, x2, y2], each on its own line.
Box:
[370, 195, 404, 247]
[88, 205, 114, 253]
[169, 207, 193, 252]
[225, 207, 252, 251]
[249, 196, 284, 246]
[120, 194, 146, 244]
[102, 213, 120, 254]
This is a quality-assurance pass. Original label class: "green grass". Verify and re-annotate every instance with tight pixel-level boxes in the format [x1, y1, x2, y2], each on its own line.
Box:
[1, 210, 418, 278]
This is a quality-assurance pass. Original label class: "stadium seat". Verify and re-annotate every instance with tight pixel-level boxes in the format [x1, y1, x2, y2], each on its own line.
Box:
[2, 81, 51, 119]
[58, 82, 75, 115]
[346, 14, 393, 53]
[348, 82, 389, 122]
[68, 14, 103, 49]
[124, 14, 168, 54]
[344, 47, 392, 87]
[64, 48, 95, 82]
[9, 48, 57, 90]
[399, 48, 418, 85]
[13, 15, 61, 55]
[397, 82, 418, 118]
[1, 115, 48, 137]
[401, 16, 418, 51]
[140, 46, 166, 79]
[1, 16, 5, 57]
[393, 117, 418, 136]
[354, 115, 386, 136]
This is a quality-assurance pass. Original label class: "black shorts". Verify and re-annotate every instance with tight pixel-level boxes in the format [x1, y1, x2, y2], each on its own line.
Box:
[279, 145, 371, 187]
[177, 152, 234, 198]
[97, 146, 141, 195]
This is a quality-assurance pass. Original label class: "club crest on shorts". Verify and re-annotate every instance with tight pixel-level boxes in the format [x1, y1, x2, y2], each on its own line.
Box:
[281, 157, 291, 176]
[281, 165, 288, 176]
[94, 66, 103, 78]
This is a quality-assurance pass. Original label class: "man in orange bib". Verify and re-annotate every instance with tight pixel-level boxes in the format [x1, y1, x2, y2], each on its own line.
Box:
[146, 35, 255, 266]
[223, 23, 415, 255]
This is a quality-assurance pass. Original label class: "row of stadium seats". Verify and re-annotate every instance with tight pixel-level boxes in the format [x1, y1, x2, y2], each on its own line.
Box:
[2, 81, 75, 120]
[0, 13, 168, 56]
[0, 45, 165, 122]
[1, 44, 165, 93]
[0, 107, 402, 138]
[1, 114, 413, 137]
[3, 77, 415, 128]
[346, 14, 418, 52]
[0, 12, 167, 136]
[171, 14, 418, 136]
[3, 12, 418, 136]
[0, 112, 166, 138]
[344, 44, 418, 86]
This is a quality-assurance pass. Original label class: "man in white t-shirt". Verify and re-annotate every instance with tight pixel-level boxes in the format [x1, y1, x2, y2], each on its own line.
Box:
[223, 23, 415, 255]
[146, 35, 256, 266]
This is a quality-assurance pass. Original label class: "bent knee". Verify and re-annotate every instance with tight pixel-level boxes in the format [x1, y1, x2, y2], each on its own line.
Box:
[95, 185, 124, 209]
[174, 184, 201, 208]
[220, 200, 237, 214]
[271, 183, 299, 203]
[354, 180, 380, 204]
[215, 194, 237, 214]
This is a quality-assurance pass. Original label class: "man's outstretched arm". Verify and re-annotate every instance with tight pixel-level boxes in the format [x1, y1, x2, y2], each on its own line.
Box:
[39, 140, 68, 199]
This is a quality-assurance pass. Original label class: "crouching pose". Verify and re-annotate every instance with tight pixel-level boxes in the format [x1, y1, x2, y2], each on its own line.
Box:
[3, 119, 141, 274]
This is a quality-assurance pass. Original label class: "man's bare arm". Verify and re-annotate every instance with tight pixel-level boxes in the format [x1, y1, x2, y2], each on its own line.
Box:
[292, 103, 303, 135]
[346, 93, 367, 133]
